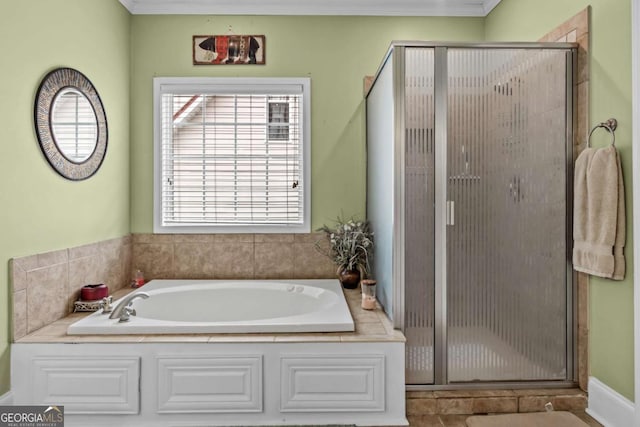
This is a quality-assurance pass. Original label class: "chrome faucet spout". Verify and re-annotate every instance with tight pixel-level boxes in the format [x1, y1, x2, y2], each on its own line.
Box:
[109, 292, 150, 320]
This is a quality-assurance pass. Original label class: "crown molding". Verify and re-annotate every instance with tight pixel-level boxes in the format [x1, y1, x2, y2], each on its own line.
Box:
[482, 0, 502, 15]
[118, 0, 136, 12]
[119, 0, 502, 16]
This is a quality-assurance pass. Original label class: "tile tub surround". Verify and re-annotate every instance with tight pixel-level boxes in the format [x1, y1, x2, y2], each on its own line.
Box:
[16, 286, 404, 344]
[11, 235, 132, 341]
[131, 232, 336, 281]
[10, 232, 336, 341]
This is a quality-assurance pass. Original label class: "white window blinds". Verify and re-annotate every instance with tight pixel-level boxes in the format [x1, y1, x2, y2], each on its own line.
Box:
[154, 78, 310, 233]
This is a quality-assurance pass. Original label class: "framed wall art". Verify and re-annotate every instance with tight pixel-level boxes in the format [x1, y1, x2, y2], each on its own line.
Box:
[193, 35, 265, 65]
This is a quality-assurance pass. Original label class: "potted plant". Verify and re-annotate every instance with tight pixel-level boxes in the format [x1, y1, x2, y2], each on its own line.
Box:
[316, 217, 374, 289]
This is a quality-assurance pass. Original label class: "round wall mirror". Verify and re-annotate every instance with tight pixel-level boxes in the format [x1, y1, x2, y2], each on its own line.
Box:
[34, 68, 108, 180]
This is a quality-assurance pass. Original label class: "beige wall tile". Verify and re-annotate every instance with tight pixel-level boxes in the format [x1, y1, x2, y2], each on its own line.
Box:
[291, 243, 336, 279]
[254, 243, 295, 279]
[13, 235, 131, 335]
[26, 263, 69, 333]
[100, 238, 125, 262]
[12, 255, 39, 272]
[254, 234, 295, 243]
[214, 234, 255, 243]
[576, 34, 589, 85]
[576, 81, 589, 148]
[12, 290, 27, 341]
[174, 243, 215, 278]
[132, 243, 175, 280]
[173, 234, 215, 243]
[68, 242, 101, 260]
[134, 233, 174, 244]
[67, 255, 104, 312]
[10, 259, 27, 292]
[37, 249, 68, 267]
[102, 238, 132, 290]
[571, 7, 589, 38]
[210, 243, 254, 278]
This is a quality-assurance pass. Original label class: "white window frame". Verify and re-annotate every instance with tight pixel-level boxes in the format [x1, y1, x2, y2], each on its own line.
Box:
[153, 77, 311, 234]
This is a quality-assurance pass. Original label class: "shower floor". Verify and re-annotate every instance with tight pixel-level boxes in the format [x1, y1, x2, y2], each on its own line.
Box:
[406, 326, 566, 384]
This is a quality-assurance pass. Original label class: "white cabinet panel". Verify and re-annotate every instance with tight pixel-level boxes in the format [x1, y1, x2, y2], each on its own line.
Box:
[31, 357, 139, 414]
[280, 355, 385, 412]
[157, 355, 262, 413]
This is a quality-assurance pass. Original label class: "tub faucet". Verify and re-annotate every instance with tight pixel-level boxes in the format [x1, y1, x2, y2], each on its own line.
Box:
[109, 292, 150, 322]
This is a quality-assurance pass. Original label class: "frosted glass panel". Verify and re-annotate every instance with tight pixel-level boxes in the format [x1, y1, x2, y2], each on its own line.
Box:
[446, 49, 568, 382]
[366, 57, 396, 317]
[404, 48, 435, 384]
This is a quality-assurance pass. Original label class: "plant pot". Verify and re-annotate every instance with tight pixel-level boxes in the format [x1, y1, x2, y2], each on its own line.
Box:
[338, 267, 360, 289]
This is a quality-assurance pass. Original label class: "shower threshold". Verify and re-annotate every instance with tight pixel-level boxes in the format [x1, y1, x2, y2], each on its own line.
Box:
[405, 385, 587, 416]
[405, 326, 574, 387]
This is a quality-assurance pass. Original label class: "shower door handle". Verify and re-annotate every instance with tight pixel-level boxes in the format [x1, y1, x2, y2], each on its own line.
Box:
[446, 200, 455, 226]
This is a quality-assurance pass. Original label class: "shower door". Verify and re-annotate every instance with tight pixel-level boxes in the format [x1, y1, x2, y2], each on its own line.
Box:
[445, 48, 572, 383]
[402, 45, 574, 385]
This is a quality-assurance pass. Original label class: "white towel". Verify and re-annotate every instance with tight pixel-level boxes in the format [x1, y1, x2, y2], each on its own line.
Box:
[572, 145, 626, 280]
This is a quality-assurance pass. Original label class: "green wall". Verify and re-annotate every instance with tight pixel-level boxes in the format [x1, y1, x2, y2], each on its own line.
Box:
[0, 1, 131, 392]
[130, 15, 485, 232]
[486, 0, 635, 401]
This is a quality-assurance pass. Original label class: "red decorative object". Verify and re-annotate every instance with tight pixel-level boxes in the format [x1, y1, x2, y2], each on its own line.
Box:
[80, 284, 109, 301]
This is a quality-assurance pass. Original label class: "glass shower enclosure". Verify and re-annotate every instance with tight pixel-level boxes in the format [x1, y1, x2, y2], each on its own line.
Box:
[366, 42, 576, 386]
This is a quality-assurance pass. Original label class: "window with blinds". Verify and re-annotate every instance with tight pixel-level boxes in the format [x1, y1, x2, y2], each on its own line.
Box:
[153, 78, 310, 233]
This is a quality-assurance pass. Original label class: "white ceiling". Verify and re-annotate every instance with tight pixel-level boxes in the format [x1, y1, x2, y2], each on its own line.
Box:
[118, 0, 502, 16]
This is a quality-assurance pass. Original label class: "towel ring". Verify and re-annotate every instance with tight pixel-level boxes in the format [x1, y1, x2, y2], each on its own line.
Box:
[587, 118, 617, 147]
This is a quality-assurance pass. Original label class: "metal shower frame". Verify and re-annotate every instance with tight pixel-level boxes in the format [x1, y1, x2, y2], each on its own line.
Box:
[367, 41, 578, 389]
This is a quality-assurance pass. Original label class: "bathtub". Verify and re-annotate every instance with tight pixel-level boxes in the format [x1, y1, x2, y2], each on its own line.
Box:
[67, 279, 355, 335]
